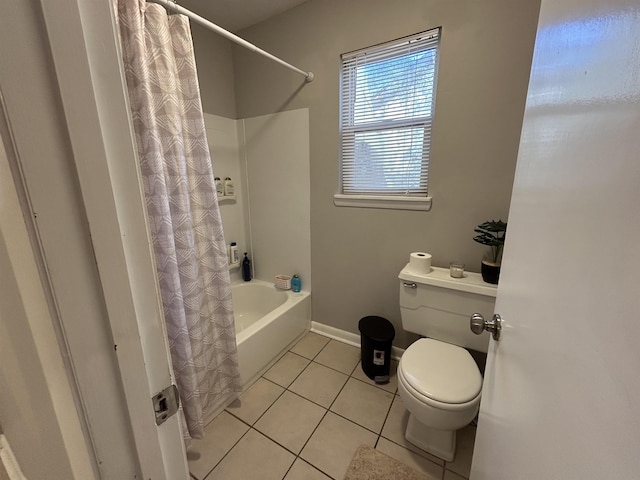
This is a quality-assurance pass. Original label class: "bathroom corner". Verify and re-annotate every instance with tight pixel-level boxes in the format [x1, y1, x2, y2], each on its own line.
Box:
[204, 109, 311, 288]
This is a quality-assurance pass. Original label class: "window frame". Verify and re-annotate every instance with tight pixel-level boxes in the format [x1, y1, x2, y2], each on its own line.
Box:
[335, 28, 441, 211]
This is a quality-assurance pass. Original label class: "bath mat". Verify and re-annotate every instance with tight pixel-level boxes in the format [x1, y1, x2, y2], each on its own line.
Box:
[343, 445, 433, 480]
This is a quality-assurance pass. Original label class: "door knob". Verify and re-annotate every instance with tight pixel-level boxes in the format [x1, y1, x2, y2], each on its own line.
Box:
[470, 313, 502, 341]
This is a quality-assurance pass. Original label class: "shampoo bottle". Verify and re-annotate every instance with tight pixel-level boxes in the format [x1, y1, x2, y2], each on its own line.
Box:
[215, 177, 224, 196]
[242, 253, 252, 281]
[229, 242, 239, 265]
[224, 177, 235, 196]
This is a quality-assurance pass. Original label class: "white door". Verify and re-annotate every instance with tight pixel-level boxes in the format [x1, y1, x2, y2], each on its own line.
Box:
[471, 0, 640, 478]
[39, 1, 191, 478]
[1, 0, 188, 478]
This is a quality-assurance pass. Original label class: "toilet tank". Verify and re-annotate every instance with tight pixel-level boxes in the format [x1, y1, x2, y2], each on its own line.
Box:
[398, 264, 497, 353]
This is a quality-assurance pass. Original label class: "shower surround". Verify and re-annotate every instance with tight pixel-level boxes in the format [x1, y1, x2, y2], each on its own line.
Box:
[204, 108, 311, 386]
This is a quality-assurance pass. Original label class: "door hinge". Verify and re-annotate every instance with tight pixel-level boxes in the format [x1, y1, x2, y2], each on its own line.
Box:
[152, 384, 180, 426]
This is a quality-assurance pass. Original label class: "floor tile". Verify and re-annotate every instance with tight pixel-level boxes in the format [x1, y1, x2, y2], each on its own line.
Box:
[351, 360, 398, 394]
[207, 429, 295, 480]
[445, 424, 476, 478]
[376, 437, 444, 479]
[444, 470, 467, 480]
[314, 339, 360, 375]
[187, 411, 249, 480]
[263, 352, 310, 388]
[289, 362, 348, 408]
[381, 395, 444, 466]
[300, 411, 377, 480]
[283, 459, 332, 480]
[290, 332, 330, 359]
[255, 391, 326, 454]
[225, 377, 284, 425]
[330, 377, 394, 433]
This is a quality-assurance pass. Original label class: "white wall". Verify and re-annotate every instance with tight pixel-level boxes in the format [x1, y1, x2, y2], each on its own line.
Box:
[241, 109, 311, 288]
[204, 113, 250, 282]
[205, 110, 311, 288]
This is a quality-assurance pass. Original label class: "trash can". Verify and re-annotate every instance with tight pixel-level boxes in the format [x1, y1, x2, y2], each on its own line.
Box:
[358, 316, 395, 383]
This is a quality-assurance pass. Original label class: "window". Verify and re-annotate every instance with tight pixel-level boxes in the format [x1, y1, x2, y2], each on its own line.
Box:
[335, 28, 440, 211]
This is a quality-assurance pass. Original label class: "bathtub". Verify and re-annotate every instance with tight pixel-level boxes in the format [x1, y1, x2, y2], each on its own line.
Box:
[232, 279, 311, 388]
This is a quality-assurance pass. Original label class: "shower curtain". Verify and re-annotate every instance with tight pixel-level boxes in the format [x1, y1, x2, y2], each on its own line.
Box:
[115, 0, 242, 439]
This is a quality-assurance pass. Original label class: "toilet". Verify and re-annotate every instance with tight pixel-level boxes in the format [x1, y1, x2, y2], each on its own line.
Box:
[397, 264, 497, 461]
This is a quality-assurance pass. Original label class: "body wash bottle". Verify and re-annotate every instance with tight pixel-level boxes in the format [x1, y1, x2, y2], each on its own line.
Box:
[242, 253, 252, 281]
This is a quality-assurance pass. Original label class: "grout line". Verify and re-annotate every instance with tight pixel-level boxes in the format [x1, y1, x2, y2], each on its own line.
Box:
[298, 457, 337, 480]
[380, 433, 444, 466]
[232, 339, 339, 478]
[286, 386, 333, 411]
[223, 408, 251, 428]
[293, 408, 333, 479]
[307, 358, 355, 378]
[194, 331, 464, 480]
[349, 372, 397, 395]
[327, 409, 387, 438]
[246, 377, 288, 427]
[293, 331, 332, 356]
[286, 350, 313, 362]
[285, 338, 357, 478]
[272, 354, 313, 389]
[376, 389, 396, 440]
[290, 333, 395, 449]
[281, 459, 296, 480]
[198, 425, 251, 480]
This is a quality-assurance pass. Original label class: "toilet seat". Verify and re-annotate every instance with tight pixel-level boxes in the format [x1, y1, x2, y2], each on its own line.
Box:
[399, 338, 482, 407]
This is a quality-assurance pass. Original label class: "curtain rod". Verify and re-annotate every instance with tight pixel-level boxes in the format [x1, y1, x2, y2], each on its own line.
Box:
[147, 0, 314, 82]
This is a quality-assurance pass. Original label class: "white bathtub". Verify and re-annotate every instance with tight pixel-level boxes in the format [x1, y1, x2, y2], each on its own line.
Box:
[232, 279, 311, 387]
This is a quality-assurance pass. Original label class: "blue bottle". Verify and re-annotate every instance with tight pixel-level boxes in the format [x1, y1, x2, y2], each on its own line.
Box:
[291, 274, 301, 292]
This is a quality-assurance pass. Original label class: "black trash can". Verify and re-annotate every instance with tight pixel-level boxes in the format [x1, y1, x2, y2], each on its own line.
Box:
[358, 316, 395, 383]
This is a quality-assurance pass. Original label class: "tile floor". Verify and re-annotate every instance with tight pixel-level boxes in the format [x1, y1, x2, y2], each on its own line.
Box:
[187, 332, 476, 480]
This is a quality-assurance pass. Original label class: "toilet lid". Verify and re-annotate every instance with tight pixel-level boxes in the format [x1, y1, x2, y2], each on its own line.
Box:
[401, 338, 482, 404]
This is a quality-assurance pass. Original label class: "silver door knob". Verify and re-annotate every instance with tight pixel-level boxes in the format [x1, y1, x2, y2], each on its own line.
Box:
[470, 313, 503, 341]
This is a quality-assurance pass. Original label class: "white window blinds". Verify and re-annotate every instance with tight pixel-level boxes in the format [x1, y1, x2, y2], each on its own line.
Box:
[340, 28, 440, 197]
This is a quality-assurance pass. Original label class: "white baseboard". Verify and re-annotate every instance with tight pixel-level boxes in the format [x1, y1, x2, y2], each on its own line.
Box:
[311, 321, 405, 361]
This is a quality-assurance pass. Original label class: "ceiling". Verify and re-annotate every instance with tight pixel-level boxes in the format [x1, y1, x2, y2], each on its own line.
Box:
[178, 0, 309, 32]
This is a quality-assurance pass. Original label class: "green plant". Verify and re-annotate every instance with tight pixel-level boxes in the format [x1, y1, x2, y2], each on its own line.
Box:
[473, 220, 507, 264]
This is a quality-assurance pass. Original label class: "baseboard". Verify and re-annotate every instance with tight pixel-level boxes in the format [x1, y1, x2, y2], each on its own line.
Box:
[311, 321, 405, 361]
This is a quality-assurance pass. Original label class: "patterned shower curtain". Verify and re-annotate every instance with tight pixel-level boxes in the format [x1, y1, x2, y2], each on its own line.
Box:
[115, 0, 242, 439]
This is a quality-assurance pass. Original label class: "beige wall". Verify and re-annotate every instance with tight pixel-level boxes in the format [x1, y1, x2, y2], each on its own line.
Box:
[191, 24, 237, 118]
[205, 0, 541, 347]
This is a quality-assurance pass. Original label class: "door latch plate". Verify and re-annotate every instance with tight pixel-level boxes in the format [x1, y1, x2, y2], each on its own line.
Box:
[153, 384, 180, 426]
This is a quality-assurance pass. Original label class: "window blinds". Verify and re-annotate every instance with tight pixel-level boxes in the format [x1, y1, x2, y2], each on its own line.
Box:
[340, 28, 440, 196]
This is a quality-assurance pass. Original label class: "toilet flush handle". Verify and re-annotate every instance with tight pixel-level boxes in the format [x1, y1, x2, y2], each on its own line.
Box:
[470, 313, 503, 341]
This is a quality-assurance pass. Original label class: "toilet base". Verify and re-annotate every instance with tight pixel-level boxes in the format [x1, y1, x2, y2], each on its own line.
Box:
[405, 413, 456, 462]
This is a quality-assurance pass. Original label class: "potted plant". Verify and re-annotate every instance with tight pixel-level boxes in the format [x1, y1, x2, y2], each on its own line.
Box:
[473, 220, 507, 284]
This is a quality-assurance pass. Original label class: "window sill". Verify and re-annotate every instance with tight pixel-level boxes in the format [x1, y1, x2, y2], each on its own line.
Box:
[333, 194, 432, 211]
